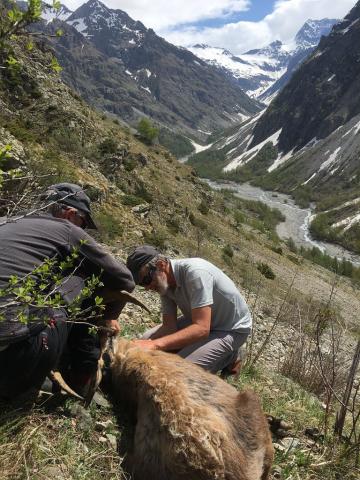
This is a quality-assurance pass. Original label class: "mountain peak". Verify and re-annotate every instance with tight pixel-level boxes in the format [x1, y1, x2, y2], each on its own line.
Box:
[67, 0, 147, 40]
[84, 0, 108, 10]
[295, 18, 339, 49]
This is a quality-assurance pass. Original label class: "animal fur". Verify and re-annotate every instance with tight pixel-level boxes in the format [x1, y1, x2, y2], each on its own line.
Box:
[111, 339, 274, 480]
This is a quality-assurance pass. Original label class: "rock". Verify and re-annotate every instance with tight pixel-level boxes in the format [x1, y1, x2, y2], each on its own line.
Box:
[0, 127, 27, 169]
[39, 465, 67, 479]
[69, 404, 93, 430]
[95, 419, 114, 432]
[132, 204, 151, 214]
[280, 437, 300, 452]
[92, 391, 111, 408]
[273, 442, 286, 452]
[272, 466, 283, 479]
[106, 433, 117, 449]
[137, 153, 148, 166]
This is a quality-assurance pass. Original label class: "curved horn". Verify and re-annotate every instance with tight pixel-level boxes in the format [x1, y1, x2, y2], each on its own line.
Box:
[49, 370, 84, 400]
[119, 290, 151, 313]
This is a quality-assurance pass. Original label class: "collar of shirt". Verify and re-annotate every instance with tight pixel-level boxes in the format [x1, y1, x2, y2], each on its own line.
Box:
[170, 259, 181, 288]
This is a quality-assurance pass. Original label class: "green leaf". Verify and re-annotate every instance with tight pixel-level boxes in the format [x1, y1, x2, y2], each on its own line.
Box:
[50, 57, 62, 74]
[53, 0, 61, 12]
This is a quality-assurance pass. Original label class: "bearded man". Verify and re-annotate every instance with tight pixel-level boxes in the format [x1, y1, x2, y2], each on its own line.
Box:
[126, 245, 251, 374]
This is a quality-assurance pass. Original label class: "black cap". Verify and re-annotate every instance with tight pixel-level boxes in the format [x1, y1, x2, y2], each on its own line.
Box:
[42, 183, 97, 229]
[126, 245, 160, 283]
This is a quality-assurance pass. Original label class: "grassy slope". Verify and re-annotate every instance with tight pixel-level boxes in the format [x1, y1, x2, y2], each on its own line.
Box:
[0, 40, 359, 479]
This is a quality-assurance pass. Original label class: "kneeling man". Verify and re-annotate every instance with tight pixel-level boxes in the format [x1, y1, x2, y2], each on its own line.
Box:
[126, 245, 252, 374]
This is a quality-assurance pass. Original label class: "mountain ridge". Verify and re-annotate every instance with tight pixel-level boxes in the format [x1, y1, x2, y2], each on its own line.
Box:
[189, 18, 339, 101]
[39, 0, 261, 139]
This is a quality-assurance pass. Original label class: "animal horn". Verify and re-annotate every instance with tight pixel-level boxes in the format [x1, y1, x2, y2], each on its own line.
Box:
[119, 290, 151, 313]
[49, 370, 84, 400]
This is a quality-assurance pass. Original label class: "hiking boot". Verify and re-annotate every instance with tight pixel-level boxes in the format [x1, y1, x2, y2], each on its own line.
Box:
[220, 358, 242, 379]
[40, 377, 61, 395]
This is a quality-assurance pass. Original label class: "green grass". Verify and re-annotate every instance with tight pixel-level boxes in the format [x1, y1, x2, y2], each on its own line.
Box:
[0, 398, 124, 480]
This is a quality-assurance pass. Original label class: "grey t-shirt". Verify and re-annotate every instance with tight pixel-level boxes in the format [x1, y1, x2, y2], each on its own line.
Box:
[161, 258, 252, 332]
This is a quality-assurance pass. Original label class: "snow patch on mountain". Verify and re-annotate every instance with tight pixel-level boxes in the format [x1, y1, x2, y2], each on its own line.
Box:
[333, 212, 360, 231]
[67, 17, 88, 35]
[319, 147, 342, 172]
[268, 149, 294, 173]
[224, 129, 282, 172]
[42, 3, 72, 23]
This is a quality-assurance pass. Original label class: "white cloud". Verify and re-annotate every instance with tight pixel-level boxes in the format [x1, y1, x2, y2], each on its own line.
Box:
[63, 0, 357, 54]
[162, 0, 356, 53]
[63, 0, 250, 29]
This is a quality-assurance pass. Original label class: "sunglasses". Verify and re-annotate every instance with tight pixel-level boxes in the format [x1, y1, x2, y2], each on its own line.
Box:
[139, 265, 157, 287]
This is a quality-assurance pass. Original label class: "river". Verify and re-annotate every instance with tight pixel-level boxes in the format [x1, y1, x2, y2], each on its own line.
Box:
[204, 180, 360, 266]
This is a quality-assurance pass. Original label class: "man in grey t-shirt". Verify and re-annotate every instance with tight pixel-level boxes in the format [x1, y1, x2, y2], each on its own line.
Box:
[126, 245, 252, 374]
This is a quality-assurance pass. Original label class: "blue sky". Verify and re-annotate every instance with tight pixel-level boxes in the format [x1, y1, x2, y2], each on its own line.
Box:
[64, 0, 356, 54]
[187, 0, 275, 28]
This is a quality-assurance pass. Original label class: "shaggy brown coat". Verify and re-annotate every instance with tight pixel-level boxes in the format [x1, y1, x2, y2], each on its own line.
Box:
[111, 339, 274, 480]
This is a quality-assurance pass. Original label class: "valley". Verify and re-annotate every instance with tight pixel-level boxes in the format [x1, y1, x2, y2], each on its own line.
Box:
[205, 180, 360, 265]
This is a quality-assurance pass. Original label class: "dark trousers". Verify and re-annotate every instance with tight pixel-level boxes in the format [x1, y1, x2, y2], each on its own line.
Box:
[0, 313, 100, 400]
[0, 319, 67, 399]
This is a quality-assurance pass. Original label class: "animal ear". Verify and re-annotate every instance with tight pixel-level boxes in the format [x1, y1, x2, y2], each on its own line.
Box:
[113, 337, 131, 358]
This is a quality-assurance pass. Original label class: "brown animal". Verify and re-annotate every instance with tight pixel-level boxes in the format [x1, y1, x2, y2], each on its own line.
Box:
[49, 290, 150, 404]
[111, 339, 274, 480]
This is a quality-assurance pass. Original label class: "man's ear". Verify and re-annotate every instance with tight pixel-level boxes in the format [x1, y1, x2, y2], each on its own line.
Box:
[156, 259, 168, 272]
[61, 207, 76, 221]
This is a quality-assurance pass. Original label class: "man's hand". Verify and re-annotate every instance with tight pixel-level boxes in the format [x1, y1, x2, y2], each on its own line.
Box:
[105, 319, 121, 336]
[132, 339, 159, 351]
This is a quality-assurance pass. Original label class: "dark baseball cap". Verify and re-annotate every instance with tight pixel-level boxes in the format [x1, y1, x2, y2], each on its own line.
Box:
[126, 245, 160, 283]
[42, 183, 97, 229]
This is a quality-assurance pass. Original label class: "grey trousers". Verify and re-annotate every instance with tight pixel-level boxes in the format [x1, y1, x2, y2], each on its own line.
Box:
[142, 317, 249, 374]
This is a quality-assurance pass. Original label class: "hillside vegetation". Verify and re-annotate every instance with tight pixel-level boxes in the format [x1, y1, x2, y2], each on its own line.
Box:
[0, 11, 359, 480]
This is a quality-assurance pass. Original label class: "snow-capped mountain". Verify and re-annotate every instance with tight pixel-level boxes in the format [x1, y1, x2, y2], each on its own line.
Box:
[189, 18, 338, 101]
[66, 0, 147, 48]
[191, 2, 360, 250]
[38, 0, 261, 138]
[189, 41, 290, 100]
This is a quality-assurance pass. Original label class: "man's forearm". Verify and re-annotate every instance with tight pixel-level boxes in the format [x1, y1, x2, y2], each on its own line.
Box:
[153, 324, 209, 351]
[149, 323, 177, 340]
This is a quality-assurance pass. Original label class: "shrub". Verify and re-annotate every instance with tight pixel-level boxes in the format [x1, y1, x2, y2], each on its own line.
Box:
[189, 213, 207, 230]
[222, 244, 234, 266]
[223, 244, 234, 258]
[234, 210, 246, 226]
[257, 262, 275, 280]
[166, 216, 181, 235]
[121, 195, 142, 206]
[270, 245, 283, 255]
[287, 254, 301, 265]
[95, 211, 124, 241]
[137, 118, 159, 144]
[287, 237, 298, 253]
[143, 229, 167, 249]
[98, 137, 118, 155]
[123, 157, 137, 172]
[158, 128, 194, 158]
[198, 199, 209, 215]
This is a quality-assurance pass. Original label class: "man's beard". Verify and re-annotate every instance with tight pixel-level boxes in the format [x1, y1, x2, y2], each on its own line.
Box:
[156, 274, 170, 296]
